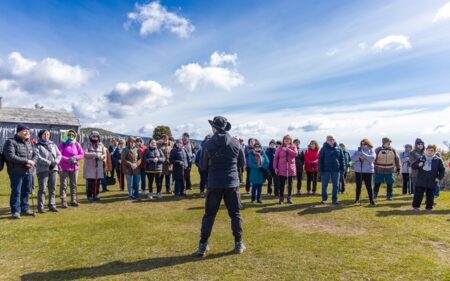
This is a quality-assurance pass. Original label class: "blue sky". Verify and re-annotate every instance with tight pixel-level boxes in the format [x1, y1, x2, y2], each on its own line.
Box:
[0, 0, 449, 149]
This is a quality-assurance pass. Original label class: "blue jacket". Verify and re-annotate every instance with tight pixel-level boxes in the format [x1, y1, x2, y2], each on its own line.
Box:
[265, 147, 276, 172]
[169, 147, 189, 180]
[248, 151, 269, 185]
[351, 147, 375, 173]
[318, 142, 345, 173]
[201, 131, 245, 188]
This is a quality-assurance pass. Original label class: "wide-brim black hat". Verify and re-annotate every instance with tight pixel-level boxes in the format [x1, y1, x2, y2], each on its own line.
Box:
[208, 116, 231, 131]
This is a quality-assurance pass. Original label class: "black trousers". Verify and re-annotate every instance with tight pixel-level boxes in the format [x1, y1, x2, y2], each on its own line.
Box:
[339, 171, 348, 193]
[402, 173, 410, 194]
[199, 168, 208, 193]
[306, 172, 317, 193]
[200, 187, 243, 243]
[296, 168, 303, 192]
[86, 179, 100, 199]
[355, 172, 374, 202]
[185, 166, 192, 189]
[147, 173, 162, 194]
[279, 176, 294, 198]
[412, 185, 434, 209]
[268, 170, 279, 195]
[245, 167, 251, 192]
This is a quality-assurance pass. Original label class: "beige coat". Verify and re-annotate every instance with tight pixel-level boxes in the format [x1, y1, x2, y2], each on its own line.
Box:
[83, 142, 107, 179]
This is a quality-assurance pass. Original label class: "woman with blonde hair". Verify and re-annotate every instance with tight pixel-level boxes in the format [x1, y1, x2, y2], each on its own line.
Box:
[351, 138, 376, 206]
[273, 134, 298, 204]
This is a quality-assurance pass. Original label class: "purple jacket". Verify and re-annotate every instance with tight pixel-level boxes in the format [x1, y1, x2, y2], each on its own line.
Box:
[58, 142, 84, 171]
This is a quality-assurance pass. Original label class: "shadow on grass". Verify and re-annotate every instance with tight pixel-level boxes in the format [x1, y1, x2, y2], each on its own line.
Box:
[21, 251, 234, 281]
[376, 209, 450, 217]
[256, 201, 319, 214]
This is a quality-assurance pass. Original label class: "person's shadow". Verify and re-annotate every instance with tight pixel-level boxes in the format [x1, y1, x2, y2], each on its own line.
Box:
[21, 251, 234, 281]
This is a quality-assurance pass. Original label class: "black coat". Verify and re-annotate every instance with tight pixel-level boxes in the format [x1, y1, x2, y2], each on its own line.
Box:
[411, 155, 445, 189]
[3, 135, 38, 176]
[201, 131, 245, 188]
[144, 147, 165, 171]
[169, 147, 189, 180]
[295, 148, 305, 170]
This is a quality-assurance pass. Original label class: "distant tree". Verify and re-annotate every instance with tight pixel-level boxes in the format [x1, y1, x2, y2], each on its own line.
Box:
[153, 125, 172, 140]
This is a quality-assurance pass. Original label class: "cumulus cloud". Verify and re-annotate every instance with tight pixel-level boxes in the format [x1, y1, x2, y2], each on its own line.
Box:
[172, 123, 210, 140]
[175, 51, 244, 91]
[288, 118, 340, 133]
[105, 80, 172, 118]
[433, 2, 450, 22]
[372, 35, 412, 52]
[233, 121, 279, 141]
[0, 52, 93, 96]
[138, 124, 155, 135]
[125, 1, 195, 38]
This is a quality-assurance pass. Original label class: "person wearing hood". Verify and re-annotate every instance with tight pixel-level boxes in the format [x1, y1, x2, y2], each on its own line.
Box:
[409, 138, 425, 195]
[351, 138, 376, 206]
[169, 139, 190, 197]
[265, 139, 278, 196]
[318, 135, 345, 204]
[304, 140, 320, 195]
[248, 139, 270, 203]
[195, 134, 212, 197]
[3, 124, 38, 219]
[293, 139, 305, 196]
[374, 137, 400, 200]
[338, 143, 351, 194]
[145, 139, 165, 199]
[122, 137, 141, 200]
[58, 129, 84, 208]
[411, 145, 445, 210]
[35, 129, 62, 213]
[198, 116, 245, 257]
[83, 131, 107, 202]
[274, 134, 298, 204]
[400, 144, 413, 195]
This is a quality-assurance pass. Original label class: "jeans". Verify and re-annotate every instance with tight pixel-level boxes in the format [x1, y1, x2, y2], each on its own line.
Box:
[412, 185, 434, 209]
[37, 171, 57, 209]
[279, 176, 294, 198]
[125, 174, 140, 199]
[9, 173, 32, 214]
[200, 187, 243, 243]
[140, 168, 146, 192]
[355, 172, 374, 203]
[185, 166, 192, 190]
[306, 171, 318, 193]
[321, 171, 340, 203]
[434, 183, 440, 198]
[160, 174, 172, 193]
[402, 173, 410, 194]
[251, 184, 262, 201]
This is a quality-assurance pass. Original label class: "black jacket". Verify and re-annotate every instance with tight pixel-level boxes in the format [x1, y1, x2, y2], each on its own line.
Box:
[295, 148, 305, 169]
[169, 147, 189, 180]
[411, 155, 445, 189]
[201, 131, 245, 188]
[3, 135, 38, 176]
[319, 142, 345, 173]
[144, 147, 165, 171]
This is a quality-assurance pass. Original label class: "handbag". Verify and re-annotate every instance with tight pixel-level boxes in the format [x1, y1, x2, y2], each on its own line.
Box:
[105, 176, 116, 186]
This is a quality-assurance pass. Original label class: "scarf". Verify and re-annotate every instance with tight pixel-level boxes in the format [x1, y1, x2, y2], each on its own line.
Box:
[423, 155, 434, 172]
[182, 139, 189, 146]
[252, 150, 262, 166]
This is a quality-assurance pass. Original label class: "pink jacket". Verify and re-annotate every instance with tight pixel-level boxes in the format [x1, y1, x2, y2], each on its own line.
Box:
[58, 142, 84, 171]
[273, 145, 298, 177]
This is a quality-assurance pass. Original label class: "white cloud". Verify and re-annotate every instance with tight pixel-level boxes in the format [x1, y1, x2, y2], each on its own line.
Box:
[433, 2, 450, 22]
[358, 42, 367, 50]
[372, 35, 412, 52]
[105, 80, 173, 118]
[138, 124, 155, 135]
[0, 52, 93, 96]
[172, 123, 210, 140]
[126, 1, 195, 38]
[210, 51, 238, 66]
[288, 118, 340, 133]
[232, 121, 280, 142]
[325, 48, 338, 56]
[175, 51, 244, 91]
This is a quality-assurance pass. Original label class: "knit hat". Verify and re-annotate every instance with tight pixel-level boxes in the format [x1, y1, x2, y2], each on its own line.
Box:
[382, 137, 392, 144]
[89, 131, 100, 138]
[415, 138, 424, 146]
[16, 124, 30, 133]
[269, 139, 276, 145]
[404, 144, 412, 149]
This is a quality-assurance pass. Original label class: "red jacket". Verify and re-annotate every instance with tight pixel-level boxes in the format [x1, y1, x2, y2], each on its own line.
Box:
[139, 145, 148, 168]
[304, 148, 319, 172]
[273, 145, 297, 177]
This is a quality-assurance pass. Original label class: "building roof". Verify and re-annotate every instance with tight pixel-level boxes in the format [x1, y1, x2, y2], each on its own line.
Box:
[0, 107, 80, 127]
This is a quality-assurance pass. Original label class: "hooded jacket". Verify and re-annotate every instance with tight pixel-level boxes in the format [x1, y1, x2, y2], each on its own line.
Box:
[318, 142, 345, 173]
[58, 130, 84, 172]
[169, 145, 190, 180]
[409, 138, 424, 177]
[248, 150, 270, 185]
[201, 131, 245, 188]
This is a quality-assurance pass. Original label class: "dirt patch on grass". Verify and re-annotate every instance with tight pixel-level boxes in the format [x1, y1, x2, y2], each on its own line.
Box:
[264, 213, 368, 236]
[427, 240, 450, 265]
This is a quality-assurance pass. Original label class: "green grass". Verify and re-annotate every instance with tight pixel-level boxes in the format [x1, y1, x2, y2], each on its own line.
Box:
[0, 164, 449, 281]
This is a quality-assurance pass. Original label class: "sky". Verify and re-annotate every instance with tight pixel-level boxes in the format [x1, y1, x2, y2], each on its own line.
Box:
[0, 0, 449, 150]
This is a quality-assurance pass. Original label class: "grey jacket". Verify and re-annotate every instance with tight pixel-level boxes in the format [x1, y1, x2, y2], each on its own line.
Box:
[351, 147, 375, 173]
[36, 141, 62, 174]
[400, 151, 410, 174]
[3, 135, 38, 176]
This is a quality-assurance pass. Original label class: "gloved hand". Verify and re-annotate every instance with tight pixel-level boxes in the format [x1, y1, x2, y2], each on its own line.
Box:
[49, 161, 57, 170]
[69, 157, 78, 165]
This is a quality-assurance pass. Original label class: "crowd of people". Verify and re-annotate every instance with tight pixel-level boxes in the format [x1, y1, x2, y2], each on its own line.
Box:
[0, 123, 448, 220]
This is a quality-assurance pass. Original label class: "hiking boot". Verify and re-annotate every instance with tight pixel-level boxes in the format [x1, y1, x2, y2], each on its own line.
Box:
[354, 200, 361, 206]
[287, 196, 293, 204]
[61, 200, 68, 208]
[279, 196, 284, 205]
[257, 200, 263, 204]
[38, 208, 46, 214]
[234, 241, 246, 254]
[93, 197, 101, 202]
[148, 193, 153, 200]
[70, 201, 79, 207]
[49, 206, 59, 212]
[157, 193, 163, 199]
[197, 242, 210, 257]
[368, 201, 376, 207]
[251, 200, 255, 203]
[332, 201, 340, 205]
[386, 197, 393, 201]
[11, 212, 21, 219]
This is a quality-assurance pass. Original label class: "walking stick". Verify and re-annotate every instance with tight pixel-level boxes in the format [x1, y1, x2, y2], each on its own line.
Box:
[94, 157, 99, 200]
[30, 185, 36, 217]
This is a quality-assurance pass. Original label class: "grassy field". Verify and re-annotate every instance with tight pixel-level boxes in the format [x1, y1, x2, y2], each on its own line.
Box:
[0, 164, 449, 281]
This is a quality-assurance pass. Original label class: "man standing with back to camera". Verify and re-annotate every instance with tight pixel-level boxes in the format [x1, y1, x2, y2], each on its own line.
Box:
[198, 116, 246, 257]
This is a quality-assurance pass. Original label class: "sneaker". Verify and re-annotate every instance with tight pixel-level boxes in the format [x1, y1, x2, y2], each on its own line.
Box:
[296, 191, 301, 196]
[251, 200, 255, 203]
[368, 202, 376, 207]
[386, 197, 393, 201]
[70, 201, 79, 207]
[307, 191, 311, 195]
[257, 200, 263, 204]
[49, 206, 59, 212]
[413, 207, 420, 211]
[11, 212, 21, 219]
[197, 242, 210, 257]
[287, 197, 293, 204]
[148, 193, 153, 200]
[321, 201, 327, 204]
[61, 200, 68, 208]
[87, 197, 94, 203]
[354, 200, 361, 206]
[157, 193, 163, 199]
[279, 197, 284, 205]
[142, 190, 147, 195]
[200, 192, 205, 198]
[234, 241, 246, 254]
[332, 201, 340, 205]
[38, 208, 46, 214]
[425, 208, 433, 212]
[21, 210, 34, 216]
